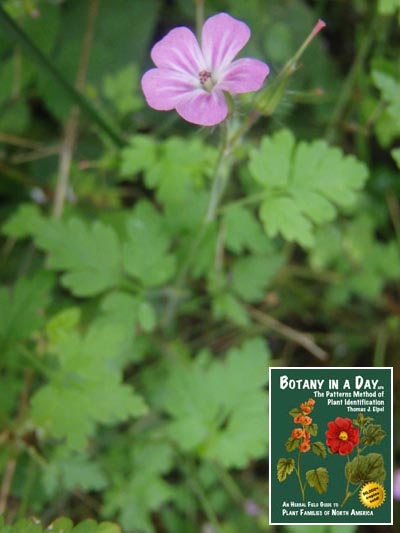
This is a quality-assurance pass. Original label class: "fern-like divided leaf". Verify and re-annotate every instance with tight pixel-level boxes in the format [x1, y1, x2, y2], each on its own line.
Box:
[31, 323, 148, 449]
[161, 338, 271, 468]
[248, 129, 368, 247]
[34, 218, 123, 297]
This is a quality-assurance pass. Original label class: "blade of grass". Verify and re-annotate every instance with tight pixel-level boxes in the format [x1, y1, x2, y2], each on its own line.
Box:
[0, 5, 125, 147]
[53, 0, 99, 218]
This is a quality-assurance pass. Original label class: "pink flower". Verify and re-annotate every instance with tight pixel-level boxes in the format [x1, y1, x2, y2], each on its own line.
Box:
[394, 469, 400, 501]
[141, 13, 269, 126]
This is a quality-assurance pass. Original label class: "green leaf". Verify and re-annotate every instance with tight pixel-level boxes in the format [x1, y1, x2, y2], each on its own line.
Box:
[72, 519, 120, 533]
[361, 424, 386, 446]
[48, 517, 74, 532]
[391, 147, 400, 168]
[137, 301, 157, 332]
[231, 253, 283, 302]
[223, 205, 269, 254]
[162, 338, 270, 468]
[144, 137, 216, 206]
[35, 218, 122, 296]
[277, 458, 295, 481]
[372, 70, 400, 143]
[0, 272, 53, 353]
[43, 452, 107, 497]
[260, 196, 314, 247]
[308, 423, 318, 437]
[310, 215, 400, 301]
[378, 0, 400, 15]
[2, 203, 43, 239]
[305, 467, 329, 494]
[212, 292, 250, 327]
[0, 517, 42, 533]
[119, 135, 157, 177]
[103, 439, 174, 533]
[249, 129, 368, 247]
[289, 407, 302, 417]
[103, 63, 143, 116]
[249, 129, 294, 188]
[0, 516, 121, 533]
[31, 324, 148, 449]
[311, 441, 327, 458]
[345, 453, 386, 485]
[285, 437, 300, 452]
[100, 291, 139, 329]
[45, 307, 81, 346]
[122, 201, 176, 287]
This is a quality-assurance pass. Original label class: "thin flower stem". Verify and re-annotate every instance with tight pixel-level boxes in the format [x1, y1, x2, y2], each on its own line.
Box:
[230, 109, 260, 146]
[212, 462, 245, 505]
[219, 191, 268, 213]
[0, 132, 43, 149]
[341, 482, 361, 507]
[248, 306, 329, 361]
[205, 120, 231, 223]
[0, 458, 16, 515]
[182, 458, 221, 530]
[295, 449, 306, 501]
[162, 120, 233, 330]
[195, 0, 204, 42]
[325, 24, 374, 143]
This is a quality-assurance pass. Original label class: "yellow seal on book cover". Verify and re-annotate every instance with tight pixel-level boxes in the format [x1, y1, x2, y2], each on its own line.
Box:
[359, 481, 386, 509]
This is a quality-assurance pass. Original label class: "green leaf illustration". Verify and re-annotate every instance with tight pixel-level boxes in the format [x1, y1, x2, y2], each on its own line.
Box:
[353, 412, 374, 428]
[345, 453, 386, 485]
[308, 423, 318, 437]
[277, 458, 295, 482]
[289, 407, 302, 417]
[312, 441, 327, 458]
[285, 437, 300, 452]
[361, 424, 386, 446]
[306, 467, 329, 494]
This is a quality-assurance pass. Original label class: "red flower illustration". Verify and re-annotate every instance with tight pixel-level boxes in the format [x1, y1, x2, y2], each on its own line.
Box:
[325, 417, 359, 455]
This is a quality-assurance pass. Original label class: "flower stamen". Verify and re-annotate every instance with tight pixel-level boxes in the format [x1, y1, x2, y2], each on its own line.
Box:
[199, 69, 213, 91]
[339, 431, 348, 441]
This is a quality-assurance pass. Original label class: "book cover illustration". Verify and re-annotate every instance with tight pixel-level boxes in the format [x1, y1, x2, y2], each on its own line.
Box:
[269, 367, 393, 525]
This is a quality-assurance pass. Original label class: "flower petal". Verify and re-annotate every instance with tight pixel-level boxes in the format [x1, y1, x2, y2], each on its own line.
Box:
[202, 13, 251, 73]
[141, 68, 195, 111]
[175, 89, 228, 126]
[151, 27, 205, 76]
[218, 58, 269, 94]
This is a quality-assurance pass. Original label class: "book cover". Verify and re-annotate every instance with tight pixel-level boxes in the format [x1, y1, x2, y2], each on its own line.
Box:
[269, 367, 393, 525]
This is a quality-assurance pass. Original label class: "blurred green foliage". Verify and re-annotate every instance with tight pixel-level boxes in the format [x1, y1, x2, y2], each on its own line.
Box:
[0, 0, 399, 531]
